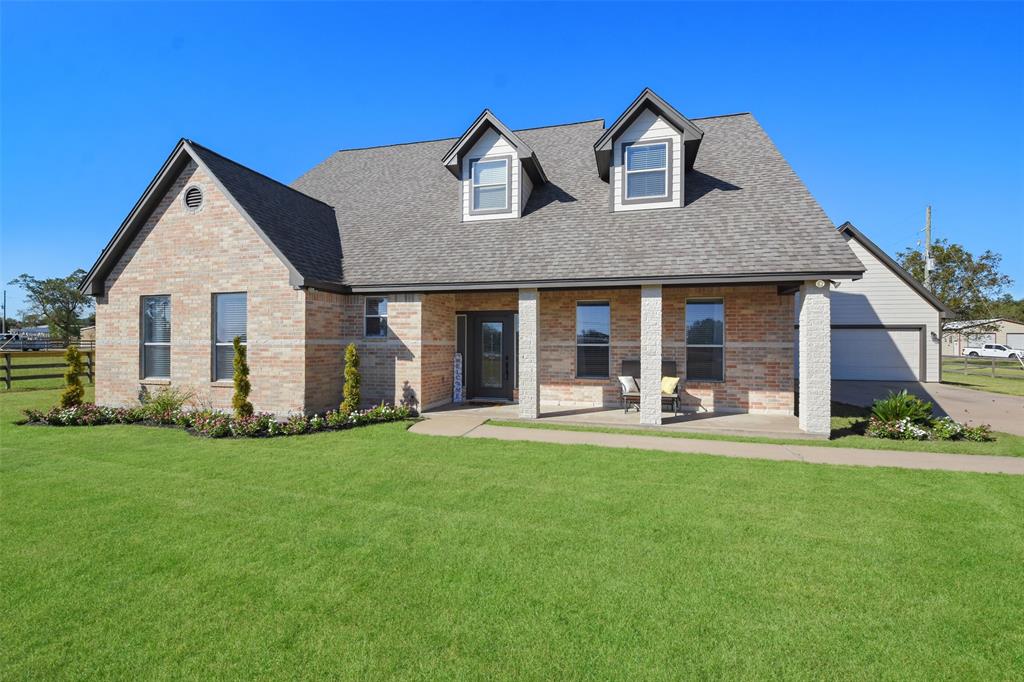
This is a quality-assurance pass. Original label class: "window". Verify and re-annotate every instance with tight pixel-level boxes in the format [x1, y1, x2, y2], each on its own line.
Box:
[686, 299, 724, 381]
[141, 295, 171, 379]
[576, 302, 610, 378]
[365, 297, 388, 337]
[213, 293, 247, 381]
[624, 141, 668, 200]
[470, 158, 508, 212]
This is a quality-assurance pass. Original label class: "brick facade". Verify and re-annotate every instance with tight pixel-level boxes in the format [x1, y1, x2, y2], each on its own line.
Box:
[95, 165, 794, 418]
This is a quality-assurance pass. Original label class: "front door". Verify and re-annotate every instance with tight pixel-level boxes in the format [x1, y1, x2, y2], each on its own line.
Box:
[466, 312, 515, 401]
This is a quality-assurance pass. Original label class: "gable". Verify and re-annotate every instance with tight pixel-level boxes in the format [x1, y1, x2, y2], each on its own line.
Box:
[611, 108, 683, 211]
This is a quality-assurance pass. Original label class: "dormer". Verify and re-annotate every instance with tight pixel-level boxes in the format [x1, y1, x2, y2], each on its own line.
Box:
[593, 88, 704, 212]
[442, 110, 547, 222]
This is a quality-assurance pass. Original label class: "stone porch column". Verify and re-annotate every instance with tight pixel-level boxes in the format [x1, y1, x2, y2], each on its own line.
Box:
[798, 280, 831, 436]
[518, 288, 540, 419]
[640, 284, 663, 426]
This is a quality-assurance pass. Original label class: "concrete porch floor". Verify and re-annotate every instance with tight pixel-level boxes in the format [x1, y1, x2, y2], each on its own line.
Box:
[420, 401, 814, 440]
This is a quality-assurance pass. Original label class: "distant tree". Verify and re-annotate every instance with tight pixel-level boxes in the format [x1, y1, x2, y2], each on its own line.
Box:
[898, 239, 1013, 333]
[341, 343, 360, 414]
[59, 346, 85, 408]
[989, 294, 1024, 322]
[231, 336, 253, 418]
[8, 269, 94, 343]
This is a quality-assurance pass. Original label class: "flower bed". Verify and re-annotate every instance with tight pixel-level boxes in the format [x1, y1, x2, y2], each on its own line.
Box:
[22, 403, 413, 438]
[864, 391, 993, 442]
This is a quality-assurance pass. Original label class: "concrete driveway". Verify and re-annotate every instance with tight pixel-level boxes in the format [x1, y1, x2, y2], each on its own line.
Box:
[833, 380, 1024, 436]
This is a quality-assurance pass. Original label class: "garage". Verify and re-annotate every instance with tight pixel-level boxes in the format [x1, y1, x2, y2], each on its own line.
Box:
[1005, 333, 1024, 351]
[831, 327, 922, 381]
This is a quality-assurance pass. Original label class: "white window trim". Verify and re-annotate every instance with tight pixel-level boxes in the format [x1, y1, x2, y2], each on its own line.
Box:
[364, 296, 388, 338]
[141, 295, 171, 380]
[575, 300, 611, 379]
[623, 140, 670, 201]
[213, 292, 247, 382]
[685, 297, 726, 383]
[469, 156, 511, 214]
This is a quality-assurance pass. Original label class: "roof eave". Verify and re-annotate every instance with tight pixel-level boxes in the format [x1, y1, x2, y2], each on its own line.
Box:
[837, 221, 953, 315]
[441, 109, 547, 183]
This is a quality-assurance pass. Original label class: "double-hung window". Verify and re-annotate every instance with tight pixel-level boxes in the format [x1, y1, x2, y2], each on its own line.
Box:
[213, 293, 247, 381]
[365, 297, 388, 337]
[141, 295, 171, 379]
[624, 141, 668, 200]
[686, 299, 724, 381]
[576, 302, 610, 379]
[470, 158, 508, 212]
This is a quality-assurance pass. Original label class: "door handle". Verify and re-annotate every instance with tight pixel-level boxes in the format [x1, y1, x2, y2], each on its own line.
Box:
[505, 356, 510, 380]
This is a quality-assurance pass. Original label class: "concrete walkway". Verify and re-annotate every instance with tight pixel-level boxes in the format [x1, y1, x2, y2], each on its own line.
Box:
[409, 418, 1024, 475]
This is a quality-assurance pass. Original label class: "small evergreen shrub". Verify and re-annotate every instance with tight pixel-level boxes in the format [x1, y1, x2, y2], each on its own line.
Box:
[870, 390, 933, 424]
[342, 343, 360, 414]
[59, 346, 85, 408]
[232, 336, 253, 418]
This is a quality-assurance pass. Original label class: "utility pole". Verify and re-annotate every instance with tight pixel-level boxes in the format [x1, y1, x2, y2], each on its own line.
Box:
[923, 205, 933, 291]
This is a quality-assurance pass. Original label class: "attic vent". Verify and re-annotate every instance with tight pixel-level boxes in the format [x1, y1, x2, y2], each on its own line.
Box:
[183, 185, 204, 211]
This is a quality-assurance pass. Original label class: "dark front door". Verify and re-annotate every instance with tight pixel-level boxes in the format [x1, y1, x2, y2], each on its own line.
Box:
[466, 312, 515, 401]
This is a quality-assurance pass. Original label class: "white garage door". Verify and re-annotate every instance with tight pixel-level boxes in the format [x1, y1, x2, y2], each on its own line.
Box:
[1008, 333, 1024, 351]
[832, 328, 921, 380]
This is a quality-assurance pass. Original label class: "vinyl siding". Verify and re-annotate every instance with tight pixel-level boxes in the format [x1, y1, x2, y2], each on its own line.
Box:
[611, 109, 682, 212]
[520, 165, 533, 215]
[830, 235, 942, 381]
[461, 128, 520, 222]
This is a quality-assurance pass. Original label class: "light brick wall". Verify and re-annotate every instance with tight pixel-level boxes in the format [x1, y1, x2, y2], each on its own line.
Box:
[798, 281, 831, 434]
[517, 289, 540, 418]
[304, 290, 346, 414]
[96, 161, 308, 415]
[640, 285, 663, 425]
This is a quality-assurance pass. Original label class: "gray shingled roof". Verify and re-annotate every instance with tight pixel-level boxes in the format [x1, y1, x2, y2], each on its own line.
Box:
[291, 113, 863, 290]
[188, 142, 342, 286]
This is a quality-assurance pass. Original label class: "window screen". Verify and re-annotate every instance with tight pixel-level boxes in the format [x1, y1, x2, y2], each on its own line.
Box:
[686, 299, 724, 381]
[576, 302, 610, 378]
[141, 295, 171, 378]
[214, 293, 247, 381]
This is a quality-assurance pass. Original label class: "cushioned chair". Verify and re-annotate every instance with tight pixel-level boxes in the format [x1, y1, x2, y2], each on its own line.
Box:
[619, 360, 681, 415]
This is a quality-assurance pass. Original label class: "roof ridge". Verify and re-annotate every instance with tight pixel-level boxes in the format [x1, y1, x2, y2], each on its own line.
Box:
[334, 118, 607, 155]
[186, 139, 335, 209]
[689, 111, 752, 121]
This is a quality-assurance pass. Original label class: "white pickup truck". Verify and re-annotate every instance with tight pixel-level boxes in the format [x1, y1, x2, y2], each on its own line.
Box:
[962, 343, 1021, 359]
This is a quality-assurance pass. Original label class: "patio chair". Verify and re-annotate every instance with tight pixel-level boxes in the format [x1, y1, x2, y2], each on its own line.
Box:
[619, 360, 681, 416]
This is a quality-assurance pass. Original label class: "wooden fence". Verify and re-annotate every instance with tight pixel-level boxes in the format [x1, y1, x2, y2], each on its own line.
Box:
[944, 355, 1024, 380]
[2, 350, 95, 390]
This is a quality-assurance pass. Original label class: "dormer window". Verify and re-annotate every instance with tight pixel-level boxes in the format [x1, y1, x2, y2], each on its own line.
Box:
[470, 157, 509, 213]
[624, 141, 668, 200]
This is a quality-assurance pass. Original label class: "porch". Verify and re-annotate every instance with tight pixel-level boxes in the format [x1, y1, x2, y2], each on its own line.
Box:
[419, 401, 811, 439]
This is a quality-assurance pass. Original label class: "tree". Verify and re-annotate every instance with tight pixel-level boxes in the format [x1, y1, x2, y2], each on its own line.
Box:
[59, 346, 85, 408]
[8, 269, 94, 343]
[341, 343, 360, 414]
[989, 294, 1024, 322]
[898, 239, 1013, 328]
[232, 336, 253, 418]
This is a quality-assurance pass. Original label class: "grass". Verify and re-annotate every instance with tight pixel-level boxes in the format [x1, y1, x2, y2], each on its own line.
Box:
[942, 364, 1024, 397]
[3, 388, 1024, 679]
[489, 402, 1024, 457]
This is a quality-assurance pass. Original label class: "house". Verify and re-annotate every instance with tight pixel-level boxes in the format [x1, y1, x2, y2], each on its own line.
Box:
[795, 222, 951, 382]
[80, 89, 866, 435]
[943, 318, 1024, 354]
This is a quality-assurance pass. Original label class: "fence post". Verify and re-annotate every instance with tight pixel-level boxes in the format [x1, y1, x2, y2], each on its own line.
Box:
[3, 353, 9, 390]
[992, 358, 996, 379]
[86, 352, 94, 384]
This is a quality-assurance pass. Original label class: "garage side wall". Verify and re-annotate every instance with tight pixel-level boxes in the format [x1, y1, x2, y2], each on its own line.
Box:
[830, 236, 942, 381]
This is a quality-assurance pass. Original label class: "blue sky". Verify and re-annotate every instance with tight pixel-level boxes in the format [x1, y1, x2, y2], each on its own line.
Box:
[2, 1, 1022, 317]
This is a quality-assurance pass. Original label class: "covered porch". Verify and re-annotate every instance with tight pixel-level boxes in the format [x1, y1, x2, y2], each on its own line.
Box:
[419, 280, 832, 435]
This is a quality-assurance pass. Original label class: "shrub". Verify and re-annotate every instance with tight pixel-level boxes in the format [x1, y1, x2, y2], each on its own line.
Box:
[962, 423, 994, 442]
[930, 417, 965, 441]
[870, 390, 933, 424]
[281, 414, 310, 436]
[59, 346, 85, 408]
[342, 343, 360, 414]
[865, 416, 930, 440]
[140, 386, 194, 424]
[190, 410, 232, 438]
[232, 336, 253, 418]
[230, 413, 276, 438]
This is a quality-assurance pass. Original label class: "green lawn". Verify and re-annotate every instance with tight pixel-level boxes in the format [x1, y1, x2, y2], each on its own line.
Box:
[942, 364, 1024, 397]
[3, 389, 1023, 679]
[489, 402, 1024, 457]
